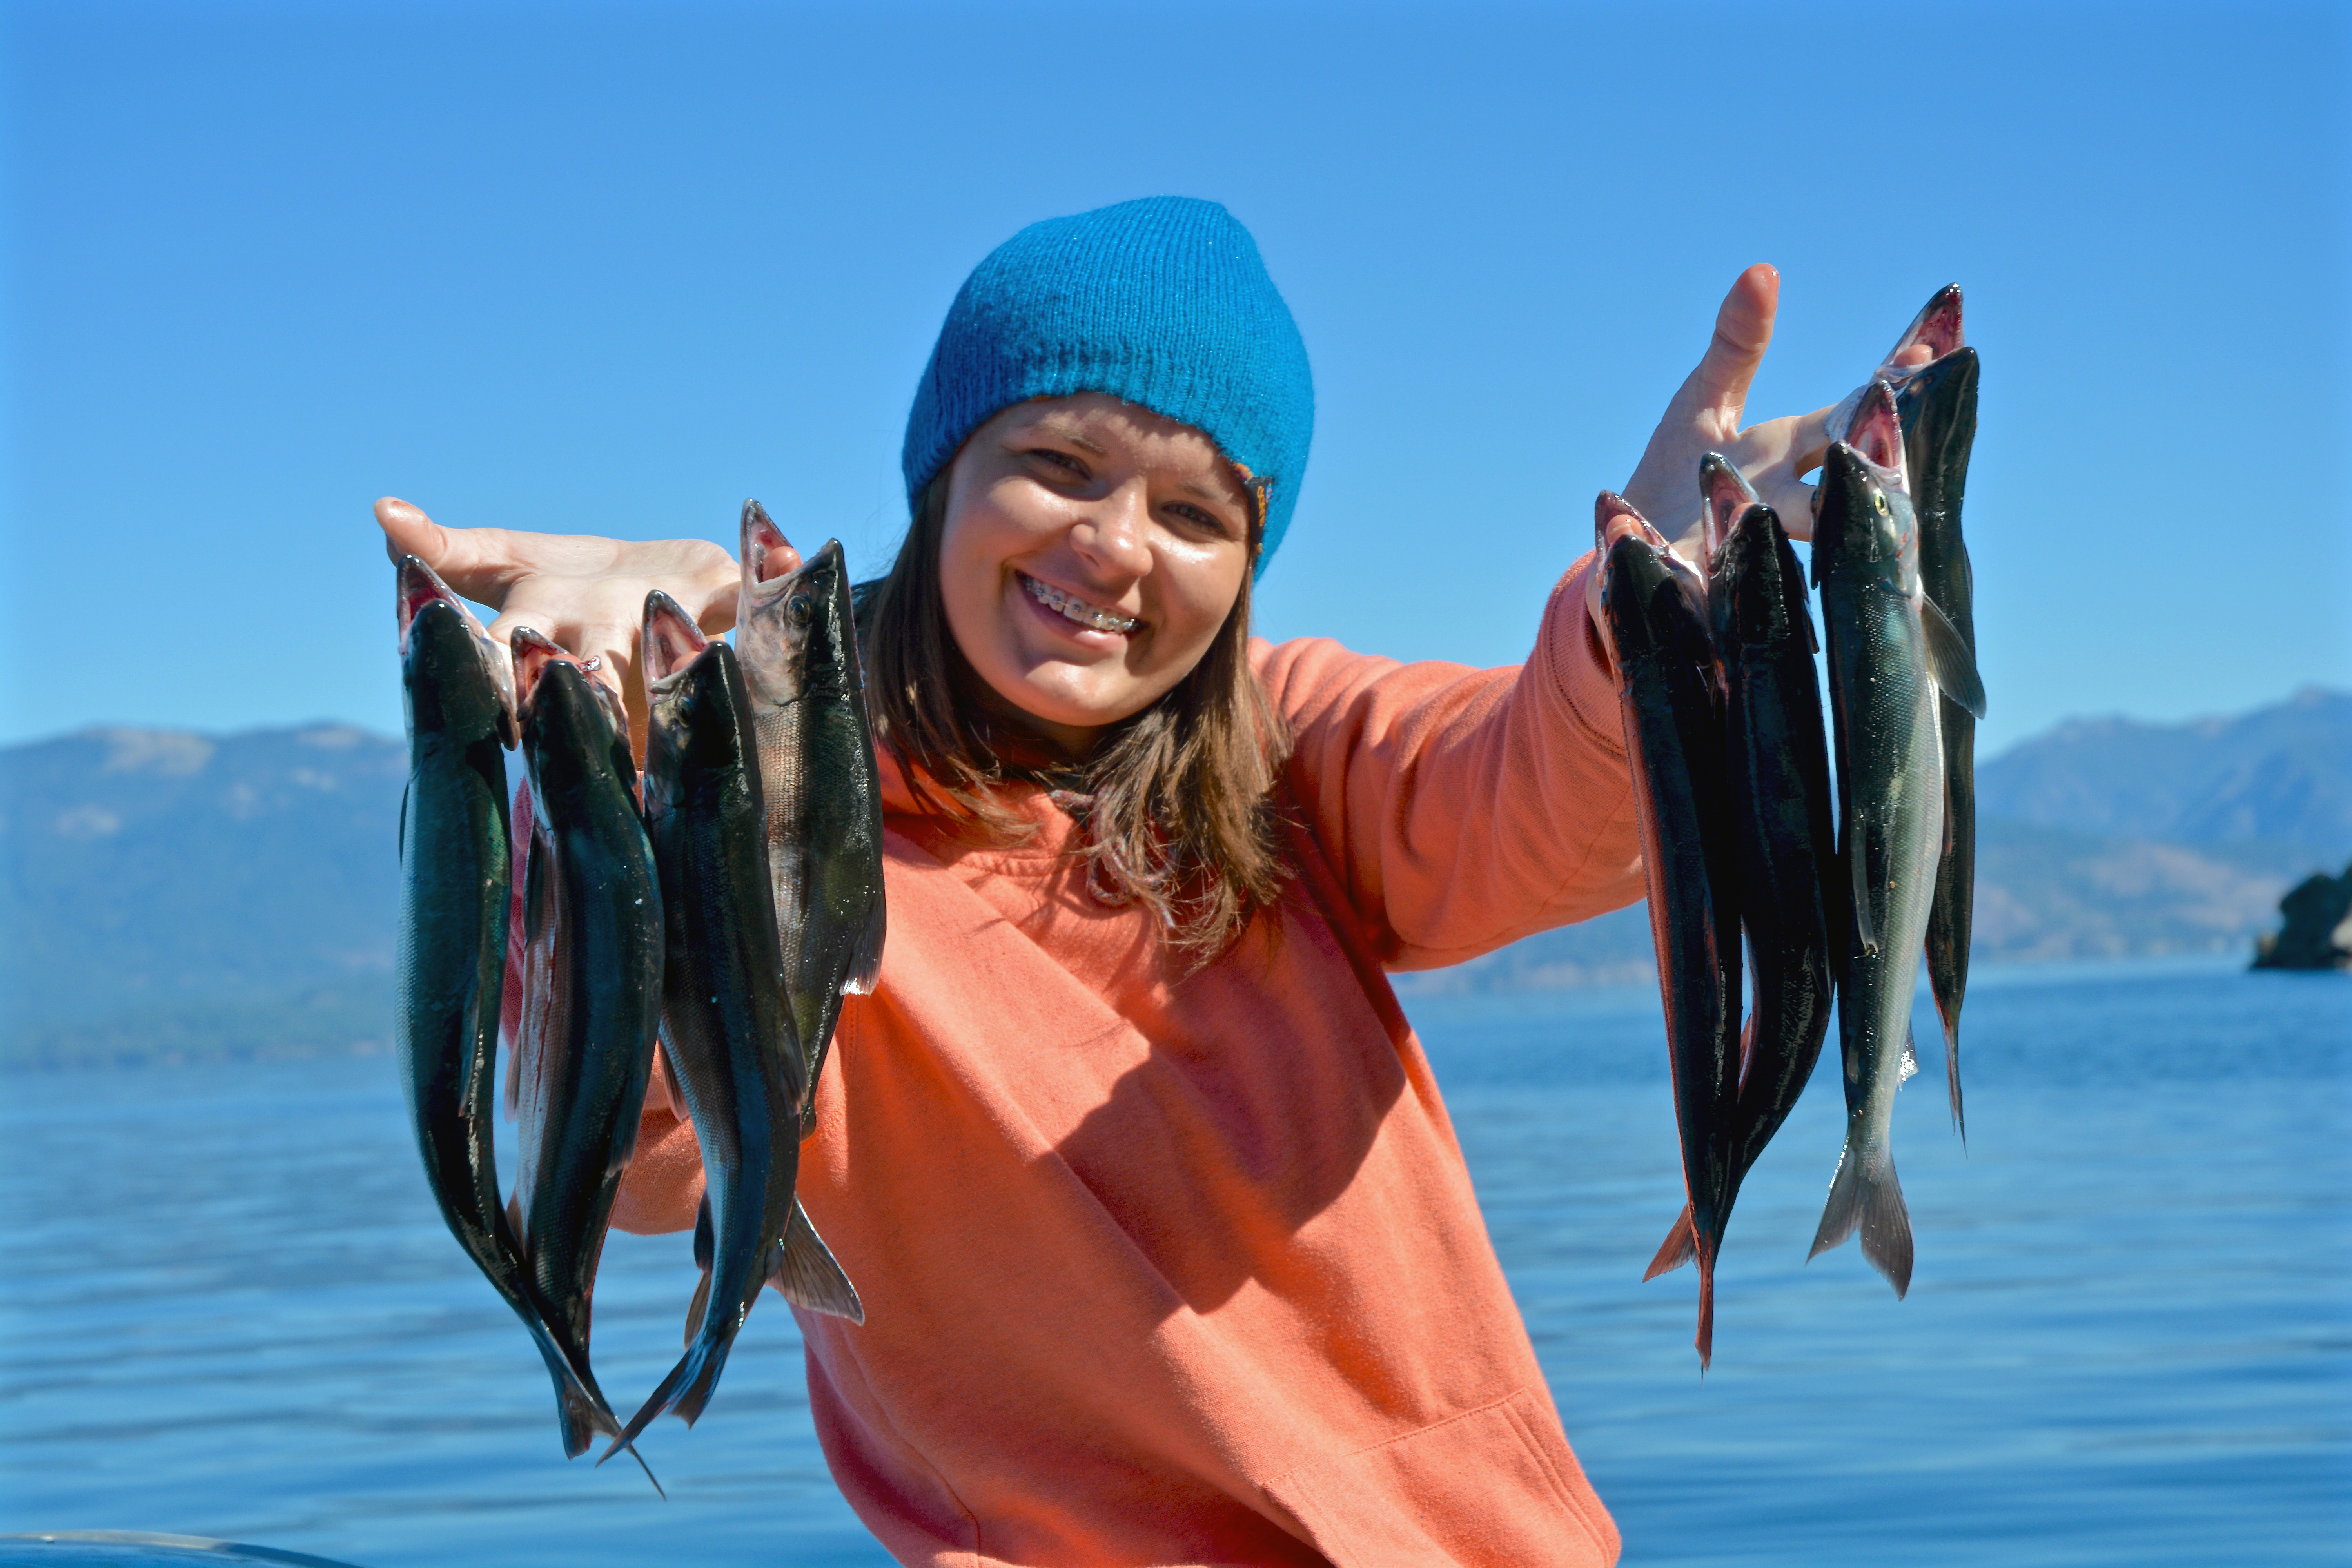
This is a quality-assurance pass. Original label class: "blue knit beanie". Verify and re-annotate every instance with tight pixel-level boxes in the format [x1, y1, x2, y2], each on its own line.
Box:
[902, 197, 1314, 577]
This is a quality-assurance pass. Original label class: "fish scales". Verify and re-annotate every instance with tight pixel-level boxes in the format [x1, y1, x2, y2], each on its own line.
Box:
[392, 561, 639, 1469]
[1599, 507, 1742, 1367]
[510, 638, 666, 1452]
[610, 593, 816, 1455]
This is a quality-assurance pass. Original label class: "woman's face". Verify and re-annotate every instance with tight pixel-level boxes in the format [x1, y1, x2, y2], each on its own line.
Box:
[938, 393, 1255, 754]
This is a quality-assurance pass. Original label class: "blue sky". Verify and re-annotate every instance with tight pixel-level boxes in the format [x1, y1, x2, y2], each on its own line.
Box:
[2, 0, 2345, 757]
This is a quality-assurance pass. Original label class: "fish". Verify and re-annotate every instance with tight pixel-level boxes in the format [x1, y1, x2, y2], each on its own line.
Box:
[1806, 384, 1985, 1296]
[1597, 492, 1742, 1367]
[1891, 295, 1982, 1136]
[1831, 289, 1985, 1133]
[506, 626, 667, 1452]
[735, 502, 886, 1142]
[1645, 483, 1839, 1284]
[392, 558, 644, 1473]
[606, 592, 859, 1461]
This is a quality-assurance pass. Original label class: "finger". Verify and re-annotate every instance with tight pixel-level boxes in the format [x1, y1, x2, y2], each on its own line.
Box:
[375, 496, 450, 569]
[377, 497, 541, 609]
[1692, 263, 1779, 429]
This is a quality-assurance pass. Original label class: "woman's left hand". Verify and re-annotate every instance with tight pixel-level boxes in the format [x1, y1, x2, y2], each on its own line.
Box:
[1617, 263, 1833, 546]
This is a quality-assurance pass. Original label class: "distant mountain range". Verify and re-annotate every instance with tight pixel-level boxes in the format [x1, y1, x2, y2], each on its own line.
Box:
[1399, 686, 2352, 995]
[3, 690, 2346, 1060]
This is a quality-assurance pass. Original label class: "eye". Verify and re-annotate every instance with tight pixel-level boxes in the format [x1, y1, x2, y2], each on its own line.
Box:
[1165, 502, 1238, 540]
[1025, 448, 1086, 477]
[787, 593, 814, 626]
[1872, 491, 1889, 515]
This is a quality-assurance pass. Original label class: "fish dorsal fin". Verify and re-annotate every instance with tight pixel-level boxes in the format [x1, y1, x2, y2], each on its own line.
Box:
[772, 1201, 864, 1324]
[1850, 819, 1881, 956]
[1920, 595, 1988, 719]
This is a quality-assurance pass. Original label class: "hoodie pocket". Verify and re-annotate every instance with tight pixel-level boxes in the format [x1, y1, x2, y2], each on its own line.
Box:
[1261, 1387, 1619, 1568]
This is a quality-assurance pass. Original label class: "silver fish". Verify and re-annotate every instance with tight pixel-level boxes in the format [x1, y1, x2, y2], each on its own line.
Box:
[1806, 385, 1984, 1295]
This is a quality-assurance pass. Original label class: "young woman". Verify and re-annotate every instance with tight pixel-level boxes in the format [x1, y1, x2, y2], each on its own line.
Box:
[379, 196, 1838, 1567]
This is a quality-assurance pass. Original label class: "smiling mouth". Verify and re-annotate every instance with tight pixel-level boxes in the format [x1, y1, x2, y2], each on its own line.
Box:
[1019, 572, 1141, 635]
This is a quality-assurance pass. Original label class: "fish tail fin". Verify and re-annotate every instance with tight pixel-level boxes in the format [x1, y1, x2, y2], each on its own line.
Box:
[602, 1333, 734, 1467]
[1927, 947, 1967, 1142]
[1694, 1244, 1717, 1372]
[1808, 1132, 1914, 1298]
[1643, 1205, 1697, 1280]
[1941, 1010, 1967, 1144]
[685, 1193, 715, 1347]
[771, 1200, 864, 1323]
[683, 1267, 712, 1350]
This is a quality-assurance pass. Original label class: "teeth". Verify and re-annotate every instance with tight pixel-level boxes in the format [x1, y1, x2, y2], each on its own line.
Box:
[1022, 573, 1140, 634]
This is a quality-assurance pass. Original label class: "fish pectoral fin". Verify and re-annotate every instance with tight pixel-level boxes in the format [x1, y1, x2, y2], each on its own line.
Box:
[771, 1200, 864, 1324]
[843, 897, 886, 996]
[1920, 595, 1988, 719]
[1849, 820, 1881, 955]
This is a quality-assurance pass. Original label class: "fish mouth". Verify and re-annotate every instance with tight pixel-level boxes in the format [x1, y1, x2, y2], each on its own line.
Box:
[395, 555, 470, 652]
[1593, 491, 1666, 555]
[641, 589, 710, 688]
[398, 554, 517, 743]
[510, 626, 613, 730]
[1844, 379, 1909, 483]
[1697, 456, 1760, 564]
[1017, 571, 1141, 635]
[739, 499, 803, 601]
[1887, 284, 1964, 368]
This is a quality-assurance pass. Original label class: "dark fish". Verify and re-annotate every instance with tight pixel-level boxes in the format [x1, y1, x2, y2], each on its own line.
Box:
[607, 592, 842, 1456]
[735, 503, 886, 1141]
[507, 627, 666, 1451]
[392, 559, 638, 1468]
[1597, 493, 1742, 1367]
[1806, 385, 1985, 1296]
[1646, 489, 1838, 1283]
[1889, 291, 1982, 1136]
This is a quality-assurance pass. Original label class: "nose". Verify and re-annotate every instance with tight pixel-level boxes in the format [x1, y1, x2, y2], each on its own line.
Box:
[1069, 477, 1154, 579]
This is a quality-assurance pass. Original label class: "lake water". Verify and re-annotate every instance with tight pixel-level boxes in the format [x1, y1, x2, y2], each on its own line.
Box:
[2, 958, 2346, 1566]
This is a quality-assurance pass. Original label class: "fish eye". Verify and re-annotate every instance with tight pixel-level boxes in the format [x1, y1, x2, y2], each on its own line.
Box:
[1872, 492, 1889, 515]
[786, 593, 814, 626]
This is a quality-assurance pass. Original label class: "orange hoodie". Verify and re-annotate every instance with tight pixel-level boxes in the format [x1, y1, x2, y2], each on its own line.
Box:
[615, 554, 1644, 1566]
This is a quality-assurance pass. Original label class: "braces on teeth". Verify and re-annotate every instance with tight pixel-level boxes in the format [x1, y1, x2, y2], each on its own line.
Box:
[1024, 574, 1140, 633]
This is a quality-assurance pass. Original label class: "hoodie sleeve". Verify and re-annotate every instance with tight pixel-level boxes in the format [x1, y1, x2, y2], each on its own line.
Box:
[1255, 551, 1643, 971]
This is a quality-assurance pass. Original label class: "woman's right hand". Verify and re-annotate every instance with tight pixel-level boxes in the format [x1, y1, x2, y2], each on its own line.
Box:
[376, 496, 738, 756]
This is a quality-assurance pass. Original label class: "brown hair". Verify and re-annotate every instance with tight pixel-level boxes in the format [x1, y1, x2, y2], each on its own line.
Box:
[858, 469, 1292, 958]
